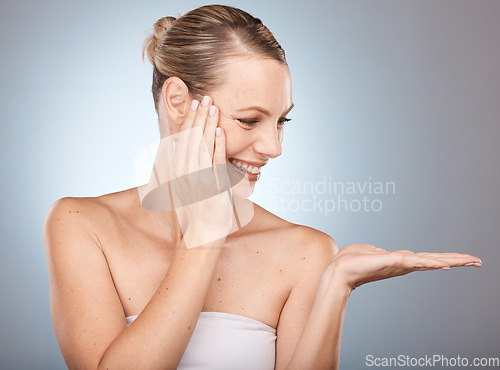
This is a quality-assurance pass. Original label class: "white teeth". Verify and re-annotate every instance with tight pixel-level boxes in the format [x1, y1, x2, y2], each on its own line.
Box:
[249, 166, 260, 174]
[229, 158, 261, 174]
[235, 160, 247, 171]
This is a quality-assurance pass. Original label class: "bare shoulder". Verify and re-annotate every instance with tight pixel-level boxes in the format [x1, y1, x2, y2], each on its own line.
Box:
[286, 223, 338, 273]
[253, 204, 338, 267]
[44, 195, 110, 240]
[45, 195, 106, 220]
[45, 189, 135, 229]
[43, 189, 134, 253]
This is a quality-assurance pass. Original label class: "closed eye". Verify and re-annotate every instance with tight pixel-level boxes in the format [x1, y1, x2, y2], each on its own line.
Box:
[237, 119, 259, 127]
[237, 118, 292, 128]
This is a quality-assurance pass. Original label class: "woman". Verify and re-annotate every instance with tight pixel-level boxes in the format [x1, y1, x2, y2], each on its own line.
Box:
[43, 4, 481, 369]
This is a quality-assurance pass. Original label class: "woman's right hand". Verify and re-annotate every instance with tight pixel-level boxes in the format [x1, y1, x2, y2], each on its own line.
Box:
[173, 96, 235, 248]
[148, 95, 234, 248]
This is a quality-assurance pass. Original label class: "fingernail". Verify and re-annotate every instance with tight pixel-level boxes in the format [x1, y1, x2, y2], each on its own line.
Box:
[201, 95, 210, 107]
[216, 127, 222, 137]
[209, 105, 217, 116]
[472, 262, 482, 267]
[190, 100, 199, 111]
[441, 266, 450, 270]
[465, 262, 475, 266]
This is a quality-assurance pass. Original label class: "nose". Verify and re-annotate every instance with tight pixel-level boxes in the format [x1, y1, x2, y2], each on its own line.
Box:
[253, 125, 283, 159]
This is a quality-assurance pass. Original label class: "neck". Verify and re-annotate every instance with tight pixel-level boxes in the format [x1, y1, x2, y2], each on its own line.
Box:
[135, 184, 183, 248]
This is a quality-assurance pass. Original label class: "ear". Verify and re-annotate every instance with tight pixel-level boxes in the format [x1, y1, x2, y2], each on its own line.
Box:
[161, 77, 191, 126]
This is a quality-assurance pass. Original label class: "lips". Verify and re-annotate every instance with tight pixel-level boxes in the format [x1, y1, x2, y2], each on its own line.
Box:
[228, 158, 261, 174]
[227, 157, 266, 182]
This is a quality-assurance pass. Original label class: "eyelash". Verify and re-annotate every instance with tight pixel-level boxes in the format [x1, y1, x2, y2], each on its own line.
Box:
[237, 118, 292, 127]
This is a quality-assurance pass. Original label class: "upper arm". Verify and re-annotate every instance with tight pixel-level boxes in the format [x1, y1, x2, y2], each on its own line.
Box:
[43, 198, 126, 369]
[275, 228, 338, 370]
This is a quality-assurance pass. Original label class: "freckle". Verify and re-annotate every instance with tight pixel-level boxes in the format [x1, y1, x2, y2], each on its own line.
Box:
[128, 297, 131, 300]
[57, 218, 60, 221]
[172, 311, 175, 314]
[241, 307, 245, 310]
[280, 269, 282, 272]
[217, 278, 221, 281]
[69, 211, 71, 213]
[71, 289, 74, 292]
[219, 300, 222, 303]
[76, 210, 79, 213]
[188, 326, 191, 329]
[303, 257, 306, 260]
[256, 251, 259, 253]
[231, 285, 234, 287]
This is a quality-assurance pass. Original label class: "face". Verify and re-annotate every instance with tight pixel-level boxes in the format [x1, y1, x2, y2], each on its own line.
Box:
[209, 56, 294, 197]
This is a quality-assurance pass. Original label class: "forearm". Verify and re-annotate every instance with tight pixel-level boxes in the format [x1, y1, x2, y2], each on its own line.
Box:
[97, 237, 224, 370]
[286, 267, 351, 370]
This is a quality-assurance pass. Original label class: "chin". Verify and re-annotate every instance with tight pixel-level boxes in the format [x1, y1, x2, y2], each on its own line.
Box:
[230, 174, 256, 200]
[225, 158, 259, 200]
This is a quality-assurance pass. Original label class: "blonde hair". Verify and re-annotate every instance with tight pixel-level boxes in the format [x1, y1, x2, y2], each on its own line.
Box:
[143, 4, 287, 111]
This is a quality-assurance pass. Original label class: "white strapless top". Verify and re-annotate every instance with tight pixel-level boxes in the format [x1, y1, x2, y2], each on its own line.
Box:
[125, 311, 277, 369]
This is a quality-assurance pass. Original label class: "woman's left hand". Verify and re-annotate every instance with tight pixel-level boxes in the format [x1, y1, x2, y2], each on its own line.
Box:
[329, 244, 482, 291]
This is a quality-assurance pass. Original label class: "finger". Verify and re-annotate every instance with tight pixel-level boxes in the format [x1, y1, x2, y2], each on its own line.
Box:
[401, 255, 451, 271]
[180, 99, 200, 132]
[417, 252, 481, 262]
[193, 95, 212, 131]
[204, 104, 219, 163]
[213, 127, 227, 193]
[405, 254, 482, 272]
[213, 127, 226, 166]
[186, 125, 203, 172]
[424, 256, 482, 267]
[176, 100, 200, 170]
[188, 96, 212, 170]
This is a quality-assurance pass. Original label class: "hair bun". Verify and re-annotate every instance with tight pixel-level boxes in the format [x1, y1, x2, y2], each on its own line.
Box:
[143, 16, 177, 66]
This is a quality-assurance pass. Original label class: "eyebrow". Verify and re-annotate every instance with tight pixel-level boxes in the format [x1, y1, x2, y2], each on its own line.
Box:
[235, 103, 295, 116]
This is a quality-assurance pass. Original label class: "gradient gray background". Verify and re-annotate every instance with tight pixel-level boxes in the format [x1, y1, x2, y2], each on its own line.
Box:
[1, 0, 499, 368]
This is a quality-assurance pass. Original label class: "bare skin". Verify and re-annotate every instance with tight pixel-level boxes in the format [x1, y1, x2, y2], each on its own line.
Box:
[44, 56, 481, 369]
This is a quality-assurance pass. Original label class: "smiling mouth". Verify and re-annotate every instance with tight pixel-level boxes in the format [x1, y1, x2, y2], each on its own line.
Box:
[228, 158, 262, 175]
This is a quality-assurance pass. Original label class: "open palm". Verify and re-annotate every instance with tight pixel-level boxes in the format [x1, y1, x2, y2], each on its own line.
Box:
[330, 244, 482, 291]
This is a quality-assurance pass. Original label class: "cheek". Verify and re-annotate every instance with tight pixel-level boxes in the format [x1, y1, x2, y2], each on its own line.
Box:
[218, 119, 249, 154]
